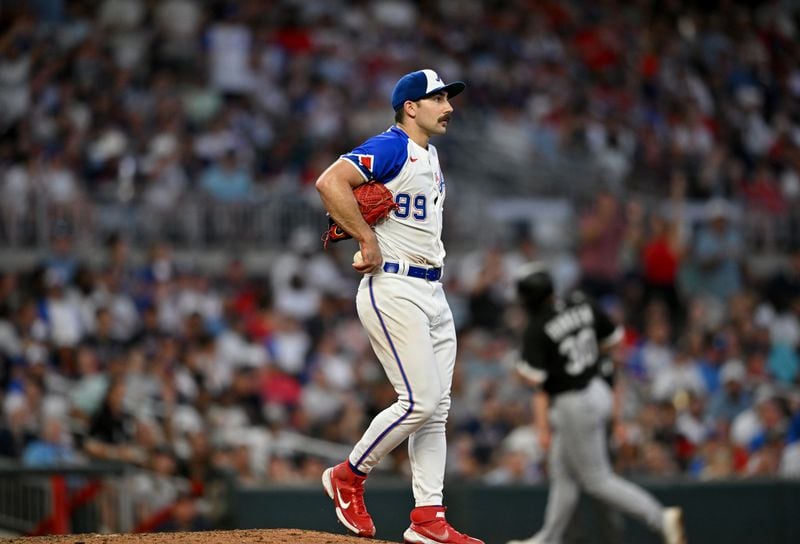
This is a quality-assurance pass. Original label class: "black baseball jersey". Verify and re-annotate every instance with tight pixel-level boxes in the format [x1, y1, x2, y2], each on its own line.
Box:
[521, 291, 622, 397]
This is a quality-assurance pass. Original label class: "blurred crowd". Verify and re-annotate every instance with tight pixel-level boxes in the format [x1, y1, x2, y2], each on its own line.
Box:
[1, 191, 799, 491]
[1, 0, 800, 248]
[1, 0, 800, 533]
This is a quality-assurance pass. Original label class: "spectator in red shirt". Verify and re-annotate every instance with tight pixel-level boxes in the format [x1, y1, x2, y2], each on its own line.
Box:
[642, 210, 685, 330]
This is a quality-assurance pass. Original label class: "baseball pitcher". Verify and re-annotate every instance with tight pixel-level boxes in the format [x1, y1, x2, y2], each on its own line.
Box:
[316, 69, 483, 544]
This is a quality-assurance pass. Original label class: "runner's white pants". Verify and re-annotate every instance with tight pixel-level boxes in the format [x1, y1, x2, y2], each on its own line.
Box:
[534, 378, 665, 543]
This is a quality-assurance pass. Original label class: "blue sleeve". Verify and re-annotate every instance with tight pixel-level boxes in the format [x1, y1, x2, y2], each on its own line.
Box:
[341, 132, 408, 184]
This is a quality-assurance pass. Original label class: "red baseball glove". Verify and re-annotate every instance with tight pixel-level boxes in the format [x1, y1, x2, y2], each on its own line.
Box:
[322, 182, 398, 249]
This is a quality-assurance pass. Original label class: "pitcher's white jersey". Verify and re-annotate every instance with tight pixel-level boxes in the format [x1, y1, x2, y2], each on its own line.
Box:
[340, 126, 447, 267]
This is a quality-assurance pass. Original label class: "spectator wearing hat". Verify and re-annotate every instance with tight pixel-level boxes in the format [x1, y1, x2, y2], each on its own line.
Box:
[707, 359, 752, 426]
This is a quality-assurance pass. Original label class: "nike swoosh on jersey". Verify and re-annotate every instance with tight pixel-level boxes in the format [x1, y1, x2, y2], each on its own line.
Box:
[409, 157, 418, 162]
[337, 488, 351, 509]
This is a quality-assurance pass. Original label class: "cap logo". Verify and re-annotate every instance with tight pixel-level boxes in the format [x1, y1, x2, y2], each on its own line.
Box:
[422, 69, 444, 94]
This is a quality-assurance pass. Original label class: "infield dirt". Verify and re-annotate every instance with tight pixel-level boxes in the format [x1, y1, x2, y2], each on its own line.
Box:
[4, 528, 401, 543]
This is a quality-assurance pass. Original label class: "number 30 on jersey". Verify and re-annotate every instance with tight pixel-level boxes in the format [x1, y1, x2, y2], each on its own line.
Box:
[559, 327, 599, 376]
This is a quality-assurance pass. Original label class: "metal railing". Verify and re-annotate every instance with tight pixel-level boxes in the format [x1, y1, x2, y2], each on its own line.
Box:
[1, 170, 798, 255]
[0, 470, 50, 534]
[0, 187, 330, 250]
[0, 460, 236, 536]
[0, 462, 133, 536]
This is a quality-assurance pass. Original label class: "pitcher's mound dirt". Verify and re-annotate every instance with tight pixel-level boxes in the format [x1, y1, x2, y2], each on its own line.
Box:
[6, 529, 401, 543]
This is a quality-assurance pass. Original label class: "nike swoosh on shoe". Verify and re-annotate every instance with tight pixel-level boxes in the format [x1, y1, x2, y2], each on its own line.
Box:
[337, 488, 351, 510]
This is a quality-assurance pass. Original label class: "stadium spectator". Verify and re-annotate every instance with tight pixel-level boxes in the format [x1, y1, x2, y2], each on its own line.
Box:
[707, 360, 752, 426]
[130, 446, 183, 521]
[0, 398, 37, 458]
[199, 149, 253, 203]
[577, 191, 626, 301]
[22, 416, 82, 467]
[651, 345, 707, 403]
[84, 379, 143, 464]
[640, 179, 687, 328]
[681, 198, 744, 303]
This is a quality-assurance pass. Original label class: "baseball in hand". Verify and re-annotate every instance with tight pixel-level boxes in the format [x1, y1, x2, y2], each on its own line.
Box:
[353, 251, 364, 265]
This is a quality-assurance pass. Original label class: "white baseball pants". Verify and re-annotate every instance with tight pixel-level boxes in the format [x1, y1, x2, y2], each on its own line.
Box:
[349, 273, 456, 507]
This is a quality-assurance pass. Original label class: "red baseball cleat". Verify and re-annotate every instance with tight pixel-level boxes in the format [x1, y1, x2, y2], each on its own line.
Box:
[403, 506, 484, 544]
[322, 462, 376, 538]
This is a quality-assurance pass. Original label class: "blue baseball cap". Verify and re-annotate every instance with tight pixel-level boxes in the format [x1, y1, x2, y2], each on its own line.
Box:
[391, 69, 466, 111]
